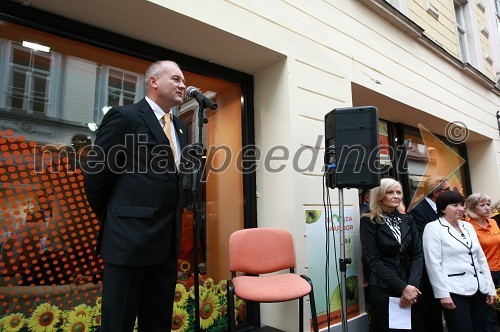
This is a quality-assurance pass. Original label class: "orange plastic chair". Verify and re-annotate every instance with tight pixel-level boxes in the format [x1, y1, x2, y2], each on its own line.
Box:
[227, 228, 319, 331]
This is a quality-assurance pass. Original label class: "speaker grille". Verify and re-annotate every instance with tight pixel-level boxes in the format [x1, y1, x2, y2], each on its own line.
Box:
[324, 106, 380, 189]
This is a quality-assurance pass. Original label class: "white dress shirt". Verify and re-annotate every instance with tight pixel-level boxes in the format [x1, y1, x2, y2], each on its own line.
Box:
[424, 196, 437, 212]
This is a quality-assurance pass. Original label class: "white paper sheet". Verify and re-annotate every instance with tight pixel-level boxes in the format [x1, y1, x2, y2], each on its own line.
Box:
[388, 297, 411, 329]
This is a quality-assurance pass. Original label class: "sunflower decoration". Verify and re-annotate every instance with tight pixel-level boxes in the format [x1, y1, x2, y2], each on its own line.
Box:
[219, 302, 227, 319]
[198, 288, 221, 330]
[235, 298, 246, 325]
[27, 303, 62, 332]
[179, 260, 191, 273]
[174, 283, 189, 307]
[494, 288, 500, 311]
[95, 297, 102, 309]
[133, 317, 139, 332]
[0, 313, 25, 332]
[62, 312, 92, 332]
[171, 303, 190, 332]
[71, 304, 92, 320]
[91, 305, 101, 326]
[189, 285, 208, 299]
[216, 280, 228, 295]
[203, 277, 215, 291]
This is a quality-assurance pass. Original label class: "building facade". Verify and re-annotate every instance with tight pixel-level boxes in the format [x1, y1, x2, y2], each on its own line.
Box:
[0, 0, 499, 331]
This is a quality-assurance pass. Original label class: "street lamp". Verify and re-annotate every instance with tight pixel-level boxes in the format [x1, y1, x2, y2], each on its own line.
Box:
[497, 111, 500, 138]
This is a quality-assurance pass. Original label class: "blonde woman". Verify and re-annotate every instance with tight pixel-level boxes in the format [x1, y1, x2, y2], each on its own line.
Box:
[491, 200, 500, 229]
[466, 193, 500, 332]
[360, 178, 424, 332]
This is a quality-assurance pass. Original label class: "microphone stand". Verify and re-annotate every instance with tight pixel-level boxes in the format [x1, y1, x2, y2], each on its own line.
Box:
[191, 98, 215, 332]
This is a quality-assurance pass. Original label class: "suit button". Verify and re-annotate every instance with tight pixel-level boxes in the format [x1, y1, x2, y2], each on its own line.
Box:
[471, 263, 474, 266]
[474, 274, 477, 277]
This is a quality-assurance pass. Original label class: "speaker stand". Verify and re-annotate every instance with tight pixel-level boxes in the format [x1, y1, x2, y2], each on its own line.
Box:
[338, 188, 351, 332]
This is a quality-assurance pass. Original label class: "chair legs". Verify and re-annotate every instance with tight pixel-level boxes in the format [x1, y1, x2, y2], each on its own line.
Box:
[301, 275, 319, 332]
[227, 277, 319, 332]
[309, 286, 319, 331]
[227, 280, 236, 332]
[299, 297, 304, 332]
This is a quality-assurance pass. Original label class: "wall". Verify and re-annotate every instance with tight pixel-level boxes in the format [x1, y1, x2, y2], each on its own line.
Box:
[158, 1, 500, 330]
[16, 0, 500, 330]
[408, 0, 460, 57]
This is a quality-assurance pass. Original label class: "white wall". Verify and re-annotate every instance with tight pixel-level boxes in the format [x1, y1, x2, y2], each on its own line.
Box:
[156, 1, 500, 330]
[467, 139, 500, 201]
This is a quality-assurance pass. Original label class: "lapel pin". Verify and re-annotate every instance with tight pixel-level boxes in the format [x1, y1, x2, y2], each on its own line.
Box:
[179, 128, 183, 134]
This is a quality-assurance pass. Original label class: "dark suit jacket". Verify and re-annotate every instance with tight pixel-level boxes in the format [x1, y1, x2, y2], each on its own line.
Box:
[491, 214, 500, 229]
[360, 213, 423, 295]
[84, 98, 188, 266]
[409, 199, 438, 238]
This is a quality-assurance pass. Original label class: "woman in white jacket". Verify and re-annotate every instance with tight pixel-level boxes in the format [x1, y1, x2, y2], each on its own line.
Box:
[423, 190, 495, 332]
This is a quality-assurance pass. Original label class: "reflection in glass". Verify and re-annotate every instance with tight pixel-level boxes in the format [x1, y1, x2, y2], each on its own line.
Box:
[0, 20, 247, 330]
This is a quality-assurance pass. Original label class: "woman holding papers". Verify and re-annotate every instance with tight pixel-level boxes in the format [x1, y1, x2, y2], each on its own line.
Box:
[360, 178, 424, 331]
[423, 190, 495, 332]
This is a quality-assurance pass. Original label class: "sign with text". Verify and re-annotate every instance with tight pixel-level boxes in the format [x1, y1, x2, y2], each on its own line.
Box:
[305, 207, 359, 330]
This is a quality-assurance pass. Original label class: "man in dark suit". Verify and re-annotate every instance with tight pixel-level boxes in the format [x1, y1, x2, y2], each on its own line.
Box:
[359, 188, 371, 215]
[409, 176, 450, 332]
[84, 60, 189, 332]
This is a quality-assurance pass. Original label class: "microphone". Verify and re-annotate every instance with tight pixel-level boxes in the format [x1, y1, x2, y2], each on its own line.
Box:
[186, 86, 218, 110]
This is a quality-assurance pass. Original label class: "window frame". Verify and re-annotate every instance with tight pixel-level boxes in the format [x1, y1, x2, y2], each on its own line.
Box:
[454, 0, 470, 62]
[453, 0, 482, 68]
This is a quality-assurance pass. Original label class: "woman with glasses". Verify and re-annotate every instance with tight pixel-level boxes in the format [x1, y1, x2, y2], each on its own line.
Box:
[466, 193, 500, 332]
[360, 178, 424, 331]
[423, 190, 495, 332]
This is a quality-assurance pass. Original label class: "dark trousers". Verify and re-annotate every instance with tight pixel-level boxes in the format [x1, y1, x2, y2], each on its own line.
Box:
[484, 271, 500, 332]
[442, 292, 489, 332]
[421, 270, 444, 332]
[369, 286, 425, 332]
[101, 255, 178, 332]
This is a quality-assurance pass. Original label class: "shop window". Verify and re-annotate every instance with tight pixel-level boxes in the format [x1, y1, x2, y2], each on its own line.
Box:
[379, 119, 393, 178]
[404, 126, 467, 210]
[0, 20, 248, 331]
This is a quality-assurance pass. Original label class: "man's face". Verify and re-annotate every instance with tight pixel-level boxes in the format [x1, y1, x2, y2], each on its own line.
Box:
[435, 181, 451, 197]
[151, 62, 186, 109]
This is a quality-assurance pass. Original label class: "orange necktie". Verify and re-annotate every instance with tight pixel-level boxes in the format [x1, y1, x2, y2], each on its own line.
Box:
[163, 113, 179, 169]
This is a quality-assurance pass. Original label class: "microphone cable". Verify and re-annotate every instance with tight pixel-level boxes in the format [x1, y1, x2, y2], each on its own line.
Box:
[322, 172, 331, 331]
[322, 172, 341, 331]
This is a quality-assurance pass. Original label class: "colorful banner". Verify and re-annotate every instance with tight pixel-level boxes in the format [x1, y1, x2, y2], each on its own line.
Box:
[305, 207, 360, 330]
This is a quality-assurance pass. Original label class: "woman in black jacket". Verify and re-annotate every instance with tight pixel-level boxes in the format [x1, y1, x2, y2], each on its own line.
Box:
[360, 178, 424, 332]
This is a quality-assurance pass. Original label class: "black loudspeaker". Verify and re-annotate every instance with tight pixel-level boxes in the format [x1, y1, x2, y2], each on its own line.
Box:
[324, 106, 380, 189]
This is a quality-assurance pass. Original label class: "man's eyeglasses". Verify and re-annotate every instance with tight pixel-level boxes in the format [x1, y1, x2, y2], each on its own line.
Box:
[438, 187, 451, 191]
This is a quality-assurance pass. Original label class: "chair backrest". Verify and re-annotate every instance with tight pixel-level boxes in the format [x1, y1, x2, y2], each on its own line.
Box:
[229, 228, 296, 274]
